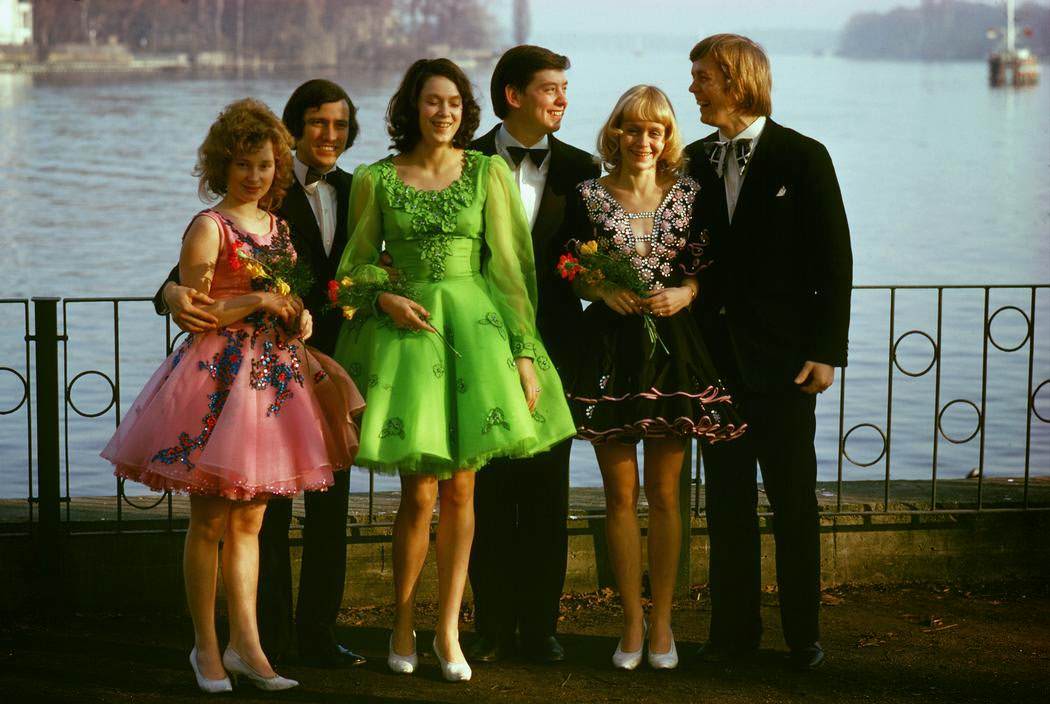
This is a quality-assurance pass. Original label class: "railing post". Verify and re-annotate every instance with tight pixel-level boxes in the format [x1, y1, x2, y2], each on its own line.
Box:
[31, 297, 62, 575]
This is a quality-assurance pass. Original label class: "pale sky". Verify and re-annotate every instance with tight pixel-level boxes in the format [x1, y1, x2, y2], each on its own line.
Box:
[520, 0, 1031, 33]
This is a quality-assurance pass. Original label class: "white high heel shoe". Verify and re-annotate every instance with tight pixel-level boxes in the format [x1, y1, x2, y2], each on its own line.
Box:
[221, 646, 298, 691]
[612, 621, 647, 670]
[647, 628, 679, 670]
[189, 646, 233, 694]
[387, 631, 418, 674]
[432, 636, 472, 682]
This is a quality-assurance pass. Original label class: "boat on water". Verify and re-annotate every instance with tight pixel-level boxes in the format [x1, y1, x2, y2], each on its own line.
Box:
[988, 0, 1040, 87]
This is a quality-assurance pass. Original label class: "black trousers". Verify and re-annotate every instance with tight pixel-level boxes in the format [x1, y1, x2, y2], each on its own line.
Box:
[256, 468, 350, 660]
[468, 438, 571, 641]
[701, 389, 821, 651]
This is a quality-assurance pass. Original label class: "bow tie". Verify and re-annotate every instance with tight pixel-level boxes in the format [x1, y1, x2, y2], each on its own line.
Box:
[506, 146, 549, 168]
[703, 138, 754, 178]
[305, 167, 335, 186]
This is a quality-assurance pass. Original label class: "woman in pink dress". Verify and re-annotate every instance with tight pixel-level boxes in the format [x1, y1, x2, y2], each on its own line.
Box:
[102, 98, 363, 693]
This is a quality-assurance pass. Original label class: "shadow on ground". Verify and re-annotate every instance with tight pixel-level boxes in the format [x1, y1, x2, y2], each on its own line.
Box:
[1, 582, 1048, 703]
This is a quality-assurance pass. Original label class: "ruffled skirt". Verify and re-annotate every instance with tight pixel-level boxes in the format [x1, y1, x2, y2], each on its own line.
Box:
[566, 305, 747, 444]
[102, 318, 364, 501]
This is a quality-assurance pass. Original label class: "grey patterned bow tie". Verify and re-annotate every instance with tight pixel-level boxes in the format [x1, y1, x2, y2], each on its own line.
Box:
[703, 138, 754, 178]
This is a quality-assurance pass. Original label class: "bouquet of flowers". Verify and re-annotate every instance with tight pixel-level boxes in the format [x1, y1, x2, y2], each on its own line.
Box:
[557, 239, 670, 358]
[325, 273, 414, 322]
[228, 241, 314, 299]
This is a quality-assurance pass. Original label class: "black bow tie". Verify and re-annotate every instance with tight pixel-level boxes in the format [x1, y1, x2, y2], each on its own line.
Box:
[305, 167, 335, 186]
[506, 146, 549, 168]
[703, 138, 754, 178]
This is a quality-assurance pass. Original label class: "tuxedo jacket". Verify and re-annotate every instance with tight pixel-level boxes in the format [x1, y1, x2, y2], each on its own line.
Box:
[471, 126, 600, 380]
[685, 119, 852, 393]
[153, 168, 353, 356]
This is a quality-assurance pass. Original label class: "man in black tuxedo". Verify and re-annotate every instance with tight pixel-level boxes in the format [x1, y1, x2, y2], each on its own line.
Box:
[154, 79, 365, 668]
[466, 45, 599, 664]
[683, 34, 852, 670]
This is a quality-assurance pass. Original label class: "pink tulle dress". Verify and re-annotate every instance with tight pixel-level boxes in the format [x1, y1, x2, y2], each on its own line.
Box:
[102, 209, 364, 501]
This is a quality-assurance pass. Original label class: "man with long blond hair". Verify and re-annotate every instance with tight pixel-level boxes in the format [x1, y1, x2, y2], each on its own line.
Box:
[684, 33, 853, 670]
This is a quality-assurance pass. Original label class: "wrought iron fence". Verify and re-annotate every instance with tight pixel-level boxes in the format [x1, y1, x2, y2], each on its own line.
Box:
[1, 286, 1047, 543]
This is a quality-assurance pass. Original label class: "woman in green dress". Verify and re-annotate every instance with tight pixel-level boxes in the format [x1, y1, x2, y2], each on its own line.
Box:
[332, 59, 575, 682]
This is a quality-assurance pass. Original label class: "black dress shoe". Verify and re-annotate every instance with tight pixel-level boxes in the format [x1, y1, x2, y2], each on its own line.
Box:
[299, 643, 367, 668]
[695, 641, 758, 664]
[466, 634, 514, 663]
[789, 643, 825, 671]
[521, 635, 565, 663]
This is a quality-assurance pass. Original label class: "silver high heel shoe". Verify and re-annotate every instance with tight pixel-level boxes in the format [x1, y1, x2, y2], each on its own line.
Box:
[189, 646, 233, 693]
[647, 628, 679, 670]
[432, 636, 472, 682]
[612, 621, 647, 671]
[221, 646, 298, 691]
[387, 631, 418, 674]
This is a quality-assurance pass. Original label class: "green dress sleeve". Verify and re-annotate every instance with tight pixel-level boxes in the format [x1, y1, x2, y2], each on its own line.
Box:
[482, 155, 541, 360]
[334, 163, 395, 316]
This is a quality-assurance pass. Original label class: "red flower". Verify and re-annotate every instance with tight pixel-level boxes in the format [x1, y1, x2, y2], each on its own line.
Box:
[557, 253, 581, 282]
[326, 279, 340, 303]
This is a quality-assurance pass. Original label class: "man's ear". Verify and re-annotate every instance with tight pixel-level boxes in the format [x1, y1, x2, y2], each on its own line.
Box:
[504, 84, 523, 110]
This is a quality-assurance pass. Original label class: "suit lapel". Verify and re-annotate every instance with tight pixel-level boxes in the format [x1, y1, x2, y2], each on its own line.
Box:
[729, 119, 781, 233]
[531, 136, 568, 247]
[279, 180, 324, 262]
[694, 134, 731, 234]
[472, 125, 500, 157]
[328, 167, 351, 266]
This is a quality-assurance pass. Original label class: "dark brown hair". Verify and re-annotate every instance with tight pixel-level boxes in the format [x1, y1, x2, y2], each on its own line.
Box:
[194, 98, 294, 210]
[490, 45, 570, 119]
[386, 58, 481, 153]
[282, 79, 359, 147]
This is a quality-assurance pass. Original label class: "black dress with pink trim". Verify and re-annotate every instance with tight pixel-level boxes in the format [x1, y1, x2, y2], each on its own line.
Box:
[563, 176, 747, 445]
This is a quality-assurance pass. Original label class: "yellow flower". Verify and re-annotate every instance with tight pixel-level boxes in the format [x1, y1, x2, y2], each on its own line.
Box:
[580, 240, 599, 256]
[341, 306, 357, 320]
[340, 276, 354, 288]
[275, 279, 291, 296]
[244, 261, 266, 279]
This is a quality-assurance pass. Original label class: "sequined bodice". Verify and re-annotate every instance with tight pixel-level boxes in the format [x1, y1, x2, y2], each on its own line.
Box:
[577, 177, 704, 289]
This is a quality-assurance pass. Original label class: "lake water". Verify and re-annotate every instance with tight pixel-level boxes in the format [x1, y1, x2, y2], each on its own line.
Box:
[0, 38, 1048, 498]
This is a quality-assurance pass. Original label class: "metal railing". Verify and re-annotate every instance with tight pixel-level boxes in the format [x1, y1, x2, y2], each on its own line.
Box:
[1, 285, 1047, 544]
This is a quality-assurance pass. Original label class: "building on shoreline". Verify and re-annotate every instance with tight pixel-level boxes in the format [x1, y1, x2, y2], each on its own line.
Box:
[0, 0, 31, 47]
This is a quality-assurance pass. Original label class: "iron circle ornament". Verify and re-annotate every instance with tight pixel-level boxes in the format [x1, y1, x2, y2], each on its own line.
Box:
[118, 477, 170, 510]
[167, 328, 191, 356]
[986, 305, 1032, 353]
[1032, 380, 1050, 424]
[936, 399, 983, 444]
[892, 330, 938, 378]
[841, 423, 888, 468]
[0, 366, 29, 415]
[66, 370, 116, 418]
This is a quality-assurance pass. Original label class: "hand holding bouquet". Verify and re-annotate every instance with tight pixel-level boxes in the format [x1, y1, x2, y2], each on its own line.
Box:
[557, 239, 670, 358]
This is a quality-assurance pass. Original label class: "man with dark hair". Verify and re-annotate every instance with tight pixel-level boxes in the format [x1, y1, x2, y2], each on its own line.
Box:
[684, 34, 852, 671]
[154, 78, 365, 669]
[467, 44, 599, 664]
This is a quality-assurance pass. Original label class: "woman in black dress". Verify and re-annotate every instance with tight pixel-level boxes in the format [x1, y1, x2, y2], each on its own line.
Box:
[563, 85, 745, 671]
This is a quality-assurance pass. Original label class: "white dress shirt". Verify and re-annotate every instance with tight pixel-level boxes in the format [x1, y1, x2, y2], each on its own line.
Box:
[495, 124, 550, 230]
[719, 116, 767, 222]
[293, 154, 337, 256]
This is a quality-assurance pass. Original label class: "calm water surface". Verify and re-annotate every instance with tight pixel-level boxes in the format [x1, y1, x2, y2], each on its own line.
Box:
[0, 40, 1047, 497]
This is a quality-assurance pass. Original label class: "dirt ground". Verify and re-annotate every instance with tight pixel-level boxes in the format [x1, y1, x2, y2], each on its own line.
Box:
[1, 582, 1048, 704]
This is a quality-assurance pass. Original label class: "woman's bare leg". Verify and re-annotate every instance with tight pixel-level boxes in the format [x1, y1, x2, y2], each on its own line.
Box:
[391, 474, 439, 655]
[223, 498, 274, 676]
[642, 437, 687, 654]
[185, 495, 230, 679]
[596, 442, 645, 652]
[434, 470, 475, 662]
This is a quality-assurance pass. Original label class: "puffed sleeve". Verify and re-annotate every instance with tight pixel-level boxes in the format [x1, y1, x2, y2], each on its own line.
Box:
[482, 155, 541, 359]
[336, 163, 387, 285]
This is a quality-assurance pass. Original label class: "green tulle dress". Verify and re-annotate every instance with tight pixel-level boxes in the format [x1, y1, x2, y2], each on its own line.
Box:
[333, 151, 575, 478]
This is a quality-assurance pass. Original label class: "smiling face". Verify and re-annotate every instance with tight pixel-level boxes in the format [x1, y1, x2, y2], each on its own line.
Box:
[689, 54, 735, 131]
[508, 68, 567, 134]
[417, 76, 463, 147]
[226, 140, 275, 205]
[618, 119, 666, 174]
[296, 100, 350, 171]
